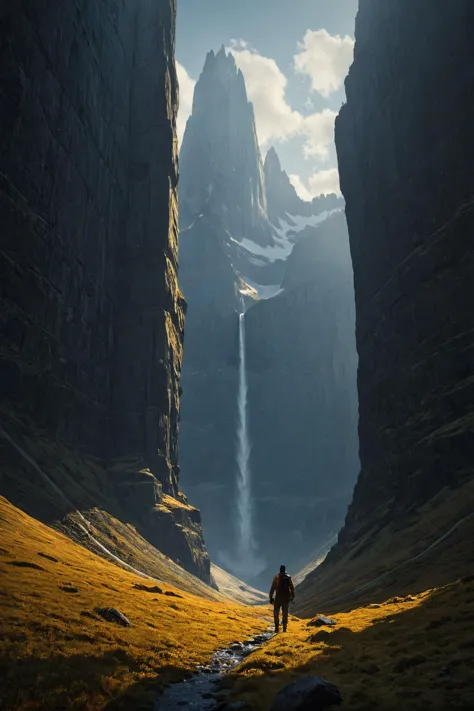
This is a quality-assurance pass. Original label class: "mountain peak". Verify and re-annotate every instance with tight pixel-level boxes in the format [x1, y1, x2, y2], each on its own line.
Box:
[179, 47, 272, 246]
[265, 147, 281, 170]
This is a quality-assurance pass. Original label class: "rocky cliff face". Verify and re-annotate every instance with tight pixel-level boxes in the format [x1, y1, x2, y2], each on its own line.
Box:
[297, 0, 474, 606]
[179, 48, 358, 583]
[0, 0, 210, 582]
[245, 212, 359, 582]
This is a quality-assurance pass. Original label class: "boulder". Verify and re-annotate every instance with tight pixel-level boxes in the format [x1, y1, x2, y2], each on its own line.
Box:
[133, 583, 163, 594]
[95, 607, 131, 627]
[307, 616, 337, 628]
[271, 676, 342, 711]
[59, 584, 79, 593]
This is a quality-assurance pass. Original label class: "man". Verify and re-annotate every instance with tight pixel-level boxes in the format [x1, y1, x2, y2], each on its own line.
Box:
[269, 565, 295, 633]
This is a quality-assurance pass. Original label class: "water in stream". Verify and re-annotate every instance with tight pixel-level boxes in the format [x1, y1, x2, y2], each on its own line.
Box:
[155, 630, 274, 710]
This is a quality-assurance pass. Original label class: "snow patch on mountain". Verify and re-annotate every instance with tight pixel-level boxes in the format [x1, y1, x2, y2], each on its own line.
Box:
[274, 208, 343, 239]
[227, 208, 342, 265]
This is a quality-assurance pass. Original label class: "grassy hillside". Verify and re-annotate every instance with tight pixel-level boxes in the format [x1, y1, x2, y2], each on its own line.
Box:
[0, 497, 269, 711]
[295, 479, 474, 615]
[55, 506, 225, 602]
[227, 579, 474, 711]
[211, 564, 267, 605]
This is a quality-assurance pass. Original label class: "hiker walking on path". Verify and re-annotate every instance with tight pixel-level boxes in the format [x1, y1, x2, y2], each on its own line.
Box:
[269, 565, 295, 633]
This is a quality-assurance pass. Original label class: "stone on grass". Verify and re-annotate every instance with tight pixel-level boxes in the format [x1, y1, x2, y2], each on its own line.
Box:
[60, 584, 79, 593]
[95, 607, 131, 627]
[133, 583, 163, 594]
[271, 676, 342, 711]
[307, 616, 337, 628]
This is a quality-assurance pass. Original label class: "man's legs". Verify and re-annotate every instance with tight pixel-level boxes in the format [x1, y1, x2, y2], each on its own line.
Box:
[282, 601, 289, 632]
[273, 601, 281, 632]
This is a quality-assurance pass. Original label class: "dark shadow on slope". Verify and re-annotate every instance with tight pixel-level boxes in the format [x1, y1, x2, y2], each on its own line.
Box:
[0, 648, 187, 711]
[230, 577, 474, 711]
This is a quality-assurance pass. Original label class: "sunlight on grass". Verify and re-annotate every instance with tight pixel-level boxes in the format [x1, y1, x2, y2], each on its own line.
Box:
[0, 497, 270, 711]
[228, 580, 474, 711]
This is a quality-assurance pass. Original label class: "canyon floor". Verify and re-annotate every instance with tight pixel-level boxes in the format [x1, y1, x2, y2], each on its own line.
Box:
[0, 498, 269, 711]
[1, 496, 474, 711]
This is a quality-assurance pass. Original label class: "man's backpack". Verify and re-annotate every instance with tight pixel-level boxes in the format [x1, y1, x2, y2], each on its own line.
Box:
[277, 573, 292, 596]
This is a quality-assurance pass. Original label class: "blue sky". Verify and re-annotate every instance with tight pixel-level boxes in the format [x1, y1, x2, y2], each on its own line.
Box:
[176, 0, 358, 197]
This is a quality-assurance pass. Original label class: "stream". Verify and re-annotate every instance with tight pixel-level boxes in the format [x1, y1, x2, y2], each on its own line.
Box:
[155, 628, 274, 710]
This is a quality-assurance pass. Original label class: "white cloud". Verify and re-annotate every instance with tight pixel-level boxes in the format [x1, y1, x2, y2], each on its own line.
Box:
[176, 61, 195, 146]
[308, 168, 341, 196]
[228, 38, 249, 50]
[300, 109, 337, 160]
[227, 41, 336, 161]
[227, 43, 301, 146]
[290, 169, 341, 199]
[294, 29, 354, 98]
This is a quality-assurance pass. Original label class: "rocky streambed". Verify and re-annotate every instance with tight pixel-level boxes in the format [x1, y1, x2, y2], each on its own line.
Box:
[155, 629, 274, 710]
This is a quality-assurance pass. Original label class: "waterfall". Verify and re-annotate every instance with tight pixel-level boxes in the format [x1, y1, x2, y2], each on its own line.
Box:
[236, 311, 253, 559]
[218, 306, 265, 580]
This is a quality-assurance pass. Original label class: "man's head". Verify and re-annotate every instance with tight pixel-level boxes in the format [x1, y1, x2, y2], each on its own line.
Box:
[279, 565, 286, 574]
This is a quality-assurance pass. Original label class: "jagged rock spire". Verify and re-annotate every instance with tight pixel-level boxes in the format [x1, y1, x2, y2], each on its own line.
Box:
[179, 47, 272, 245]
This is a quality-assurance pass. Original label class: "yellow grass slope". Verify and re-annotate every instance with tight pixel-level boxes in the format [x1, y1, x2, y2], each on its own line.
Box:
[228, 579, 474, 711]
[56, 505, 225, 602]
[0, 497, 270, 711]
[211, 564, 267, 605]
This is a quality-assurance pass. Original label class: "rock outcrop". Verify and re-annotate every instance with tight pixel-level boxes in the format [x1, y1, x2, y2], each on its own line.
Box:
[296, 0, 474, 606]
[0, 0, 210, 582]
[179, 48, 358, 583]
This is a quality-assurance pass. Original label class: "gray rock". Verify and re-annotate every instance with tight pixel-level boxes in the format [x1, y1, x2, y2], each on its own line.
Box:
[271, 676, 342, 711]
[308, 616, 337, 628]
[95, 607, 131, 627]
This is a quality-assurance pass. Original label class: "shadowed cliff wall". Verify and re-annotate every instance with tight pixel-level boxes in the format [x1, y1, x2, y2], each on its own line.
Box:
[297, 0, 474, 607]
[0, 0, 210, 582]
